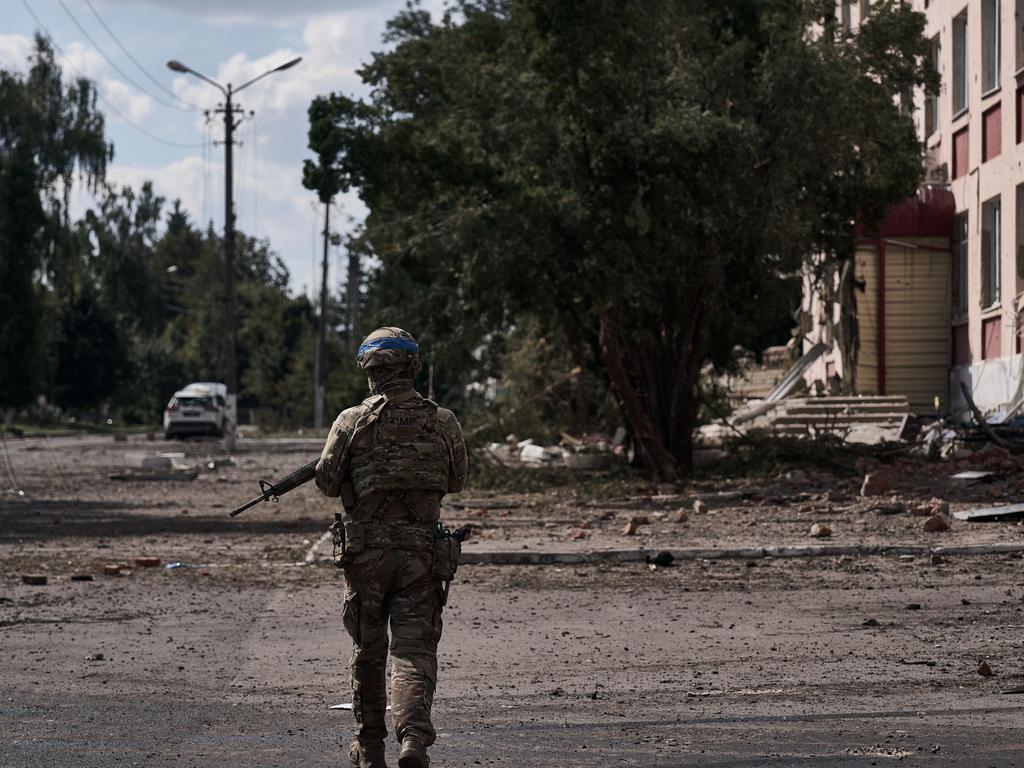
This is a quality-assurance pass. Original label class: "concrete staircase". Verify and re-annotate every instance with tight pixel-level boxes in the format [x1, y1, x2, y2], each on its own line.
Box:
[759, 395, 910, 442]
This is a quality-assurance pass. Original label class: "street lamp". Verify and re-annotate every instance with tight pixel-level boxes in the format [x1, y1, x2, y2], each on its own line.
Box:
[167, 56, 302, 449]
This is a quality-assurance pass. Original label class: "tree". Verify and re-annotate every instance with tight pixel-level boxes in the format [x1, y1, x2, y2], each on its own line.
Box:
[308, 0, 935, 478]
[0, 35, 109, 414]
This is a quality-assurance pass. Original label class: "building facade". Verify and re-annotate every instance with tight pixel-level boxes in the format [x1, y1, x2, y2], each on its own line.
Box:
[807, 1, 1024, 416]
[910, 0, 1024, 413]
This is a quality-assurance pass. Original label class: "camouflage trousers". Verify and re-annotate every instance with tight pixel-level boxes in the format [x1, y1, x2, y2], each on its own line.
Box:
[342, 545, 444, 748]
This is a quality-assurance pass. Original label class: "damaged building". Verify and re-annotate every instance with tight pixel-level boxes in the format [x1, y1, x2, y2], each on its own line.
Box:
[805, 0, 1024, 420]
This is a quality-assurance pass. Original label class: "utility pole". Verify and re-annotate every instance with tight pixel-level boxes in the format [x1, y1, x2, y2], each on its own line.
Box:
[167, 56, 301, 450]
[313, 201, 330, 431]
[217, 87, 243, 449]
[346, 247, 361, 352]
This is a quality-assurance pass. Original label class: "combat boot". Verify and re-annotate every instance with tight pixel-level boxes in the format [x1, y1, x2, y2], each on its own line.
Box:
[349, 739, 388, 768]
[397, 735, 429, 768]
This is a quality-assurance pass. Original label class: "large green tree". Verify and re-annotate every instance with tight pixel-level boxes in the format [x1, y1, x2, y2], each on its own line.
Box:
[0, 35, 109, 413]
[310, 0, 935, 478]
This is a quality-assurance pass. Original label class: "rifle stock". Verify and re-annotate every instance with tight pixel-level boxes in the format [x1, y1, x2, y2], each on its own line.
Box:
[229, 460, 317, 517]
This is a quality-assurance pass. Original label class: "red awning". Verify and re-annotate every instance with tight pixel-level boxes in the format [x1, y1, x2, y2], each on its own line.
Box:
[860, 186, 956, 240]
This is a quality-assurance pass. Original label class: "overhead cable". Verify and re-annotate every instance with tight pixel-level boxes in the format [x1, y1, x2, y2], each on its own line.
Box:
[19, 0, 202, 150]
[55, 0, 195, 112]
[83, 0, 201, 110]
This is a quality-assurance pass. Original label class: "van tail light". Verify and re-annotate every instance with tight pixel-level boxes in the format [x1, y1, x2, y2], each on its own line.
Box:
[167, 403, 180, 412]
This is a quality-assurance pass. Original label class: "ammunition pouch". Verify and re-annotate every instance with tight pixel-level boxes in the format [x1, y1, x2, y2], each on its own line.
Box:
[431, 530, 462, 583]
[332, 515, 435, 568]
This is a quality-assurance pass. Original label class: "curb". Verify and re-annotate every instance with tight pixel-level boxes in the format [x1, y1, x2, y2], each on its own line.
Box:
[457, 542, 1024, 565]
[304, 540, 1024, 566]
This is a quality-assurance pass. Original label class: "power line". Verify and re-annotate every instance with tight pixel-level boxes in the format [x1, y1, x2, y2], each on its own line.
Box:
[19, 0, 203, 150]
[55, 0, 195, 113]
[82, 0, 201, 110]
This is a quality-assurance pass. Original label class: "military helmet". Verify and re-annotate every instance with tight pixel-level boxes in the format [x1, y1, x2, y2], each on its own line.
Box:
[356, 326, 420, 370]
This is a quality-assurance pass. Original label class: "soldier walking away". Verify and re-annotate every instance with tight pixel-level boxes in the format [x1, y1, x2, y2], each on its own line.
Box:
[316, 327, 468, 768]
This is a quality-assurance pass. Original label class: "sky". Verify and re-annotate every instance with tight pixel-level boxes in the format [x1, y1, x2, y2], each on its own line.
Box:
[2, 0, 446, 299]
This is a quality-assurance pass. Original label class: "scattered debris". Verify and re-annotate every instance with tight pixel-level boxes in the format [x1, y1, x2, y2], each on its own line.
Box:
[21, 574, 47, 586]
[650, 551, 674, 567]
[692, 500, 707, 515]
[134, 557, 161, 568]
[1001, 685, 1024, 694]
[978, 661, 994, 677]
[904, 603, 922, 610]
[330, 703, 392, 711]
[674, 508, 689, 523]
[952, 503, 1024, 523]
[951, 470, 994, 481]
[164, 562, 206, 570]
[103, 564, 132, 576]
[568, 529, 588, 541]
[922, 513, 951, 533]
[871, 499, 905, 516]
[622, 520, 638, 536]
[862, 618, 881, 627]
[70, 574, 94, 582]
[85, 653, 105, 661]
[861, 471, 893, 497]
[809, 523, 832, 538]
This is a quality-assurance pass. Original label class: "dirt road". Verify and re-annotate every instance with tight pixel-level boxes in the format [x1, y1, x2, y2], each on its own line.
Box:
[2, 435, 1023, 766]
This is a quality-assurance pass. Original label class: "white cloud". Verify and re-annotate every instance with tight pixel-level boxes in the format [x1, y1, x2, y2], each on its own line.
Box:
[0, 33, 33, 71]
[102, 77, 154, 124]
[59, 41, 107, 81]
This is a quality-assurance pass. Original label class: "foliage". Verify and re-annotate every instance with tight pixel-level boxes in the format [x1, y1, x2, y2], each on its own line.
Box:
[0, 35, 109, 411]
[307, 0, 936, 479]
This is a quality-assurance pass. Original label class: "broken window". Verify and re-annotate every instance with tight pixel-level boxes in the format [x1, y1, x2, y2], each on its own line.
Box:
[981, 195, 1002, 309]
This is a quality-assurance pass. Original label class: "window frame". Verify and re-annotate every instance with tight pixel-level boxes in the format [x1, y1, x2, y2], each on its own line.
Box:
[925, 34, 941, 137]
[981, 195, 1003, 310]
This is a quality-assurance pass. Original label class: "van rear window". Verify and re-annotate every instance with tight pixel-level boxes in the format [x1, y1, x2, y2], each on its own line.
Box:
[175, 397, 212, 408]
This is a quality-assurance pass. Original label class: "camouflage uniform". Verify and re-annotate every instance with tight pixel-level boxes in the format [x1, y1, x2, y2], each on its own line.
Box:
[316, 330, 467, 768]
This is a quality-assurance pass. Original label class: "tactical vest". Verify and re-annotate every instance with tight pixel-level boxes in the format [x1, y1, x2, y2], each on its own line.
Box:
[348, 397, 450, 498]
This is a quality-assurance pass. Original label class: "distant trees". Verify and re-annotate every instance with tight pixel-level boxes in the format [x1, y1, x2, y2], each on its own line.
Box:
[0, 35, 108, 417]
[305, 0, 936, 478]
[0, 35, 352, 428]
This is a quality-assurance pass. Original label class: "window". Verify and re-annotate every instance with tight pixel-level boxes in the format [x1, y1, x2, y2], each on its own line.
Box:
[982, 316, 1002, 359]
[842, 1, 852, 35]
[953, 9, 969, 114]
[953, 126, 969, 178]
[983, 0, 1001, 93]
[925, 35, 940, 136]
[983, 103, 1002, 161]
[860, 0, 870, 22]
[954, 212, 969, 315]
[982, 195, 1002, 309]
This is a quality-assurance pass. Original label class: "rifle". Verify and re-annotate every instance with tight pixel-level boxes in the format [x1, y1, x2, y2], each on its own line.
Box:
[229, 460, 317, 517]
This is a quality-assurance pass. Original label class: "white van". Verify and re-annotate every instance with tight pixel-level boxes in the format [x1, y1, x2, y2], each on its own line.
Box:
[163, 382, 230, 439]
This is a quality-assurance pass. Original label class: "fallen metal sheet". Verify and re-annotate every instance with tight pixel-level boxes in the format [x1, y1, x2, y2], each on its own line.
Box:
[765, 342, 828, 403]
[1001, 685, 1024, 695]
[330, 703, 391, 710]
[952, 503, 1024, 522]
[951, 470, 994, 480]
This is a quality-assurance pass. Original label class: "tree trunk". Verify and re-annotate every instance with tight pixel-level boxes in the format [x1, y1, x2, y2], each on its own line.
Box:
[598, 308, 680, 482]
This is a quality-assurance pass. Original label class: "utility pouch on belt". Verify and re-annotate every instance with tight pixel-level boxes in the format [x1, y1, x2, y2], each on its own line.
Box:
[332, 514, 367, 567]
[431, 529, 462, 582]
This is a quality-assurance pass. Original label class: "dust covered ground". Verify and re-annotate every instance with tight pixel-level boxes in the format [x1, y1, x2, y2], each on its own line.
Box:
[2, 434, 1023, 767]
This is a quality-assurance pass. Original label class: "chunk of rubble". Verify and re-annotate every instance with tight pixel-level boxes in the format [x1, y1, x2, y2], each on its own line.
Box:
[860, 471, 893, 497]
[809, 523, 832, 538]
[692, 499, 707, 515]
[922, 513, 951, 533]
[622, 520, 638, 536]
[978, 660, 994, 677]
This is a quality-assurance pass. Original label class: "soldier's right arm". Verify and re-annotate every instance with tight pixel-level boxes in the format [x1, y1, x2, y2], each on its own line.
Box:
[315, 406, 364, 497]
